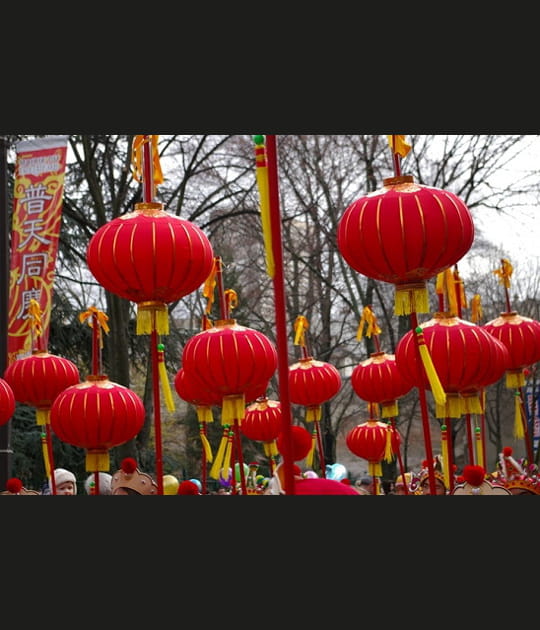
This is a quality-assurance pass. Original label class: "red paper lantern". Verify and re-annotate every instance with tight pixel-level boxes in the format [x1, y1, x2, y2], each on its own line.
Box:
[337, 175, 475, 315]
[174, 367, 222, 408]
[350, 352, 412, 418]
[482, 311, 540, 388]
[288, 357, 342, 422]
[50, 375, 145, 471]
[0, 378, 15, 426]
[241, 398, 282, 442]
[395, 314, 510, 417]
[86, 202, 214, 334]
[346, 420, 400, 477]
[3, 351, 80, 425]
[181, 319, 277, 425]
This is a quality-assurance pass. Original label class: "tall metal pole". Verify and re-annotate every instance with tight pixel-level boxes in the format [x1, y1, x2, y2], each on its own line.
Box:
[0, 136, 13, 488]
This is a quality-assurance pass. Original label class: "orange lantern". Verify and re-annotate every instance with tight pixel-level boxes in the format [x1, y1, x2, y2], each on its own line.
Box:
[337, 175, 475, 315]
[86, 201, 214, 335]
[50, 375, 145, 472]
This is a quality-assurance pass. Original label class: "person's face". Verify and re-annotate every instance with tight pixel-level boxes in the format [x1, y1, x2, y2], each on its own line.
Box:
[56, 481, 76, 495]
[421, 479, 446, 495]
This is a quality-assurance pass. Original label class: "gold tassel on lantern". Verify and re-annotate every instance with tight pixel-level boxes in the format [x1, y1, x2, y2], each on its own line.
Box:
[368, 461, 382, 478]
[157, 344, 175, 412]
[506, 368, 525, 389]
[196, 406, 213, 424]
[492, 258, 513, 289]
[86, 449, 110, 472]
[264, 440, 279, 458]
[305, 405, 321, 423]
[470, 294, 483, 323]
[137, 302, 169, 336]
[440, 424, 451, 489]
[356, 306, 382, 342]
[305, 427, 317, 469]
[210, 425, 231, 480]
[222, 394, 245, 425]
[198, 424, 213, 463]
[414, 327, 447, 406]
[394, 284, 429, 316]
[384, 424, 393, 463]
[386, 135, 412, 158]
[36, 408, 49, 426]
[293, 315, 309, 347]
[513, 391, 526, 439]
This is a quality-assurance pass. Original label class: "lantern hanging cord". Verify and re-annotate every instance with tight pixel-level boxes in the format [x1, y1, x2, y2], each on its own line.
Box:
[386, 134, 411, 177]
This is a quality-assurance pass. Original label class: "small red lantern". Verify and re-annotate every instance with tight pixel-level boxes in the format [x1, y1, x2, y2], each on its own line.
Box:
[395, 314, 509, 417]
[0, 378, 15, 426]
[288, 357, 342, 423]
[346, 420, 400, 479]
[483, 311, 540, 388]
[86, 202, 214, 335]
[242, 397, 282, 465]
[50, 375, 145, 472]
[3, 351, 80, 426]
[350, 352, 412, 418]
[337, 175, 475, 315]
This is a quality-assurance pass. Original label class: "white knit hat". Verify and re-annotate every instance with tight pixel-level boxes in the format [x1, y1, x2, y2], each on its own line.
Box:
[84, 472, 112, 495]
[49, 468, 77, 495]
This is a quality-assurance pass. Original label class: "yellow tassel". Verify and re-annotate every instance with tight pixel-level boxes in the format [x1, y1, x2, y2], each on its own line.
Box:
[36, 408, 49, 426]
[475, 426, 484, 469]
[440, 425, 451, 489]
[209, 426, 229, 479]
[381, 400, 398, 418]
[199, 427, 213, 463]
[254, 137, 275, 278]
[222, 394, 245, 424]
[266, 440, 278, 457]
[221, 432, 233, 478]
[506, 369, 525, 389]
[368, 461, 382, 478]
[461, 392, 483, 415]
[384, 425, 393, 463]
[136, 303, 169, 335]
[492, 258, 513, 289]
[414, 327, 447, 406]
[85, 450, 110, 472]
[196, 406, 214, 424]
[514, 391, 525, 439]
[305, 433, 316, 468]
[157, 344, 175, 412]
[394, 285, 429, 316]
[305, 406, 321, 423]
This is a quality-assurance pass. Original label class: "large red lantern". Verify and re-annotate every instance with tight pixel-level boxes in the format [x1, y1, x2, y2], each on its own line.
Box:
[482, 311, 540, 388]
[50, 375, 145, 472]
[3, 351, 80, 426]
[0, 378, 15, 426]
[350, 352, 412, 418]
[395, 314, 509, 417]
[86, 201, 214, 335]
[181, 319, 277, 425]
[337, 175, 475, 315]
[346, 420, 400, 479]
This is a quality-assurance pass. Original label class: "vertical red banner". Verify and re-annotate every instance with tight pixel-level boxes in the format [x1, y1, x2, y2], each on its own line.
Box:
[7, 135, 68, 365]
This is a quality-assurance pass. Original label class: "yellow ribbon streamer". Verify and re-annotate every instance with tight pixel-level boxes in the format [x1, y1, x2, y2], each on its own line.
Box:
[28, 299, 43, 338]
[131, 135, 164, 186]
[356, 306, 382, 341]
[202, 259, 217, 315]
[470, 294, 483, 323]
[386, 135, 411, 158]
[293, 315, 309, 347]
[79, 306, 110, 349]
[492, 258, 513, 289]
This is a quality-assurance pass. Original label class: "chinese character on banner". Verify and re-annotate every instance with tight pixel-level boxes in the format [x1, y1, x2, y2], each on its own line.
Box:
[7, 136, 68, 365]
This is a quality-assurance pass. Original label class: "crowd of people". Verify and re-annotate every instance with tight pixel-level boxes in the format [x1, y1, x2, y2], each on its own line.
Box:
[2, 444, 539, 496]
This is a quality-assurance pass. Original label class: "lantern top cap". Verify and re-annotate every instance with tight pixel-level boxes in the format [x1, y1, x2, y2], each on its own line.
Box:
[383, 174, 415, 186]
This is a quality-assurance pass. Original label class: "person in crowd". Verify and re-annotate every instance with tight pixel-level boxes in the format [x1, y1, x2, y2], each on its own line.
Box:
[110, 457, 158, 495]
[84, 472, 112, 495]
[418, 457, 448, 495]
[48, 468, 78, 495]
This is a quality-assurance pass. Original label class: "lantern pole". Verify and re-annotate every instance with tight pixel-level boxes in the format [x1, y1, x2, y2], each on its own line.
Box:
[142, 136, 164, 495]
[0, 136, 12, 489]
[266, 135, 296, 495]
